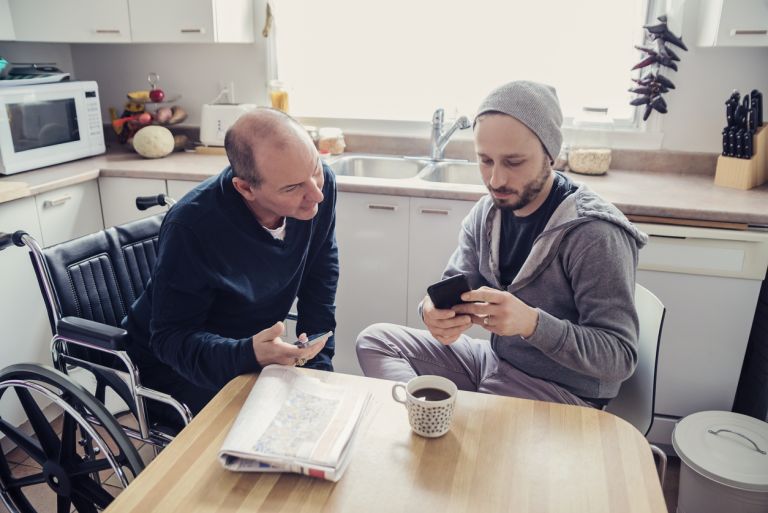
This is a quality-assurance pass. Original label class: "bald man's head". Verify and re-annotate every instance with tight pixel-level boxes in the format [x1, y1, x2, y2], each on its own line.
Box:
[224, 108, 313, 187]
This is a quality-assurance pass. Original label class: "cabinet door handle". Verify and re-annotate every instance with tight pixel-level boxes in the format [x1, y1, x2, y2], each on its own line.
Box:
[95, 29, 121, 34]
[368, 204, 397, 211]
[420, 208, 449, 215]
[731, 29, 767, 36]
[43, 195, 72, 208]
[180, 28, 206, 34]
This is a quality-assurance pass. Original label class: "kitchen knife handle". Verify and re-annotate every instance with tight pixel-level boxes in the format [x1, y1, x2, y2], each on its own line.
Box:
[722, 128, 729, 156]
[753, 91, 763, 127]
[745, 130, 755, 158]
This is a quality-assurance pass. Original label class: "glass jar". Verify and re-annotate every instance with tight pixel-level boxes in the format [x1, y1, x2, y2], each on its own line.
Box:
[317, 127, 346, 155]
[268, 79, 289, 113]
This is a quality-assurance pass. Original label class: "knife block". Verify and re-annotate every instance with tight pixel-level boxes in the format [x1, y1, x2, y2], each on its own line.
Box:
[714, 124, 768, 190]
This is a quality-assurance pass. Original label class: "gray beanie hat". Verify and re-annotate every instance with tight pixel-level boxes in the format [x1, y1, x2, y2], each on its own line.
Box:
[475, 81, 563, 162]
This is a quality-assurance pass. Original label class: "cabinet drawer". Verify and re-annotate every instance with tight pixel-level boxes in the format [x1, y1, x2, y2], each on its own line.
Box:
[167, 180, 202, 202]
[639, 235, 768, 280]
[99, 177, 168, 228]
[35, 181, 103, 247]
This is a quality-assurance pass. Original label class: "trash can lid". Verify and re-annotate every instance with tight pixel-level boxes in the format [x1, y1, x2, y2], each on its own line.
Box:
[672, 411, 768, 492]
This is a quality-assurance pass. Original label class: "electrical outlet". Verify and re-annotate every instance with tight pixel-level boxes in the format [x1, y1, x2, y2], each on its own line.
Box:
[215, 81, 236, 104]
[227, 81, 235, 103]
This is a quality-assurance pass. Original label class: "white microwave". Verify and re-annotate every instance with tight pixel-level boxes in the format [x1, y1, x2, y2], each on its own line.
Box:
[0, 81, 105, 175]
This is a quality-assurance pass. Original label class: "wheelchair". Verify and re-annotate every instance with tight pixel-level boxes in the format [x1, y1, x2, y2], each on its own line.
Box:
[0, 193, 190, 512]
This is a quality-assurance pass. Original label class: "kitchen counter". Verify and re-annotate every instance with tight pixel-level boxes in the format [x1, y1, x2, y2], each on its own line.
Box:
[2, 149, 768, 227]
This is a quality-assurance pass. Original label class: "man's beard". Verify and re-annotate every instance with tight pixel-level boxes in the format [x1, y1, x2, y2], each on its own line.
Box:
[489, 159, 551, 211]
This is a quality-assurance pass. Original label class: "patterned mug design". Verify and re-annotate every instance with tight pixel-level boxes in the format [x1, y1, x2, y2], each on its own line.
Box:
[392, 376, 458, 438]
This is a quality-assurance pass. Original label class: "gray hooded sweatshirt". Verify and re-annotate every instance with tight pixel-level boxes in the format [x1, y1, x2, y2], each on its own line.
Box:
[441, 181, 648, 400]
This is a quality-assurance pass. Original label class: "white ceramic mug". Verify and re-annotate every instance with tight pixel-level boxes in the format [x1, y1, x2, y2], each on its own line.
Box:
[392, 375, 458, 438]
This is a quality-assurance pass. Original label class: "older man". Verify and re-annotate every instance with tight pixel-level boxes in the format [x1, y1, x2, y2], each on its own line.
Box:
[123, 108, 338, 416]
[357, 81, 647, 408]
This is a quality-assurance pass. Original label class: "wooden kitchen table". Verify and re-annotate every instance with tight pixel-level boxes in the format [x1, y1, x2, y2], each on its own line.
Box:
[104, 370, 667, 513]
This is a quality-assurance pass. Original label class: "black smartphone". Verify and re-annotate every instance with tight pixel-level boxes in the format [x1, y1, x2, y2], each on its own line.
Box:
[427, 274, 471, 310]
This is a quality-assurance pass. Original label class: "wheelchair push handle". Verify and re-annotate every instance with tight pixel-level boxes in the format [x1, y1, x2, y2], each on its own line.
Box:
[135, 194, 175, 210]
[0, 230, 28, 251]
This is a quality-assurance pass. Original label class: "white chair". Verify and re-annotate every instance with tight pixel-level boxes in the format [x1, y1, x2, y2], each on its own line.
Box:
[606, 283, 667, 486]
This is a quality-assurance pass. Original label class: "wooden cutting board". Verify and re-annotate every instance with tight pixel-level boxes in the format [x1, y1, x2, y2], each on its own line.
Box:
[0, 181, 31, 203]
[194, 145, 227, 155]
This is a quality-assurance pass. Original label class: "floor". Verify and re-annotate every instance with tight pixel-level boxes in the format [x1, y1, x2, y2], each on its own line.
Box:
[0, 414, 156, 513]
[0, 414, 683, 513]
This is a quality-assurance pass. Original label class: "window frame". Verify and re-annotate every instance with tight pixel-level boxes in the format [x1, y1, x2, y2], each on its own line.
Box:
[272, 0, 665, 150]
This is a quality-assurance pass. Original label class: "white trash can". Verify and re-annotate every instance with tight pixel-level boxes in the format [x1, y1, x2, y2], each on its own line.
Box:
[672, 411, 768, 513]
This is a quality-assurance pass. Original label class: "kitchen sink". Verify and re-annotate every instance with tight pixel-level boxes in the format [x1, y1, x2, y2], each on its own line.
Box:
[328, 154, 428, 179]
[419, 161, 485, 186]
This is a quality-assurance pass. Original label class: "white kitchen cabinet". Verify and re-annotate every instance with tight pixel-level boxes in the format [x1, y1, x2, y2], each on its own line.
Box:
[406, 197, 488, 339]
[166, 179, 202, 203]
[0, 0, 15, 40]
[697, 0, 768, 46]
[99, 177, 167, 228]
[9, 0, 131, 43]
[0, 198, 53, 428]
[635, 223, 768, 447]
[35, 181, 103, 248]
[334, 192, 410, 375]
[128, 0, 254, 43]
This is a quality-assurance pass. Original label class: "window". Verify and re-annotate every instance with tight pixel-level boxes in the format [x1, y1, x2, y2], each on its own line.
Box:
[274, 0, 650, 127]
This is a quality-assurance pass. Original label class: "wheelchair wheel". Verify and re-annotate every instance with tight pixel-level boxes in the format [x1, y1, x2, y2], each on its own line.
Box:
[0, 364, 145, 513]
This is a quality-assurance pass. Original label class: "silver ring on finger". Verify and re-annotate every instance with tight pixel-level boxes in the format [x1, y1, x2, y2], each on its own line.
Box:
[295, 357, 307, 367]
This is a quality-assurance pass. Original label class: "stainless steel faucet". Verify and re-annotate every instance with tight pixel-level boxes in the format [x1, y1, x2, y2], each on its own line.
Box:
[430, 108, 471, 160]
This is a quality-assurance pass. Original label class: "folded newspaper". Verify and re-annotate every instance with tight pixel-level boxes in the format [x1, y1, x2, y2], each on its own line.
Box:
[218, 365, 372, 482]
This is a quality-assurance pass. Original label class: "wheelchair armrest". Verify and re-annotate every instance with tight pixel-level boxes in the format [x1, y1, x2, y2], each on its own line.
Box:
[57, 316, 128, 351]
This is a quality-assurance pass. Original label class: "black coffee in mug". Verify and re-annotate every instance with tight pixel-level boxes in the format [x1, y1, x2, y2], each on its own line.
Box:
[411, 387, 451, 401]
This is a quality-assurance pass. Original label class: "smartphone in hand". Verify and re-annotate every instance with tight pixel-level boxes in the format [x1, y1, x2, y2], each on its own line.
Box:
[294, 330, 333, 349]
[427, 274, 471, 310]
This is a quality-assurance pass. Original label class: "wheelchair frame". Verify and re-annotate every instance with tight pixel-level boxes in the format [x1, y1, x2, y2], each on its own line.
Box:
[2, 194, 192, 451]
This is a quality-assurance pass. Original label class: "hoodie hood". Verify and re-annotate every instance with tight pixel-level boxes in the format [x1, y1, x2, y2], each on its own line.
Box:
[484, 181, 647, 290]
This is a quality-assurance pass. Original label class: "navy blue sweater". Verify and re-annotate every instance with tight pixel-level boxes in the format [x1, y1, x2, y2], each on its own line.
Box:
[123, 165, 338, 390]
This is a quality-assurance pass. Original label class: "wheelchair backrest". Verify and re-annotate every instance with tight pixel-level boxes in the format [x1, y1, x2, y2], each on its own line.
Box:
[112, 215, 163, 305]
[35, 214, 165, 333]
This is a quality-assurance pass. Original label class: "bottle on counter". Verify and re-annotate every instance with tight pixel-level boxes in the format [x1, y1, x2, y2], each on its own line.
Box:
[268, 79, 289, 113]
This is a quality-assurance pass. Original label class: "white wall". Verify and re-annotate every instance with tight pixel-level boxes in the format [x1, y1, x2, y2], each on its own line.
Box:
[0, 42, 74, 74]
[658, 0, 768, 152]
[70, 42, 267, 126]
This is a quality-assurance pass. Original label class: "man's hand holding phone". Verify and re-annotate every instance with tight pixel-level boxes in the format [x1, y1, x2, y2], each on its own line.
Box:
[452, 286, 539, 338]
[252, 322, 329, 367]
[424, 275, 473, 345]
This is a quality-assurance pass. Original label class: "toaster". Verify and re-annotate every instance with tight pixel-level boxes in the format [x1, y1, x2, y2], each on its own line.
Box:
[199, 103, 258, 146]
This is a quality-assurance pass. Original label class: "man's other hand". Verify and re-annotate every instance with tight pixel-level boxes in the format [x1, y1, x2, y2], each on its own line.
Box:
[422, 295, 472, 345]
[452, 287, 538, 338]
[252, 321, 326, 367]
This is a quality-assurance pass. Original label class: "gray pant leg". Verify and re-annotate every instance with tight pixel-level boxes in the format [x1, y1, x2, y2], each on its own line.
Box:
[356, 323, 596, 408]
[355, 323, 496, 391]
[479, 360, 596, 408]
